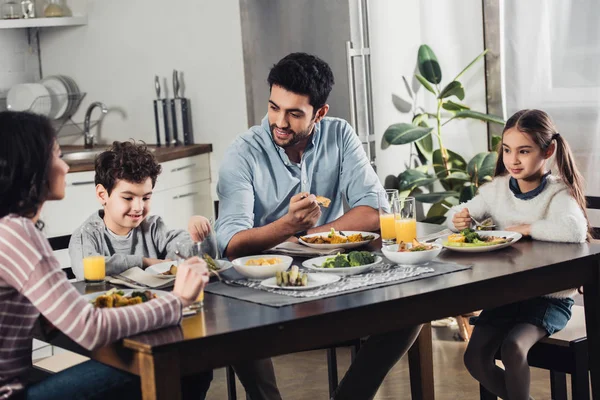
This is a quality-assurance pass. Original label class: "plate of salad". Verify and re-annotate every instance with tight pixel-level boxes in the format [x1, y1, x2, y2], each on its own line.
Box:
[439, 228, 522, 253]
[302, 251, 382, 276]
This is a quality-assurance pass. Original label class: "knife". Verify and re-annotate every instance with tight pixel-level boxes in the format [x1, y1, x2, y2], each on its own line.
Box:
[162, 77, 171, 147]
[153, 76, 162, 147]
[170, 70, 180, 146]
[175, 71, 194, 145]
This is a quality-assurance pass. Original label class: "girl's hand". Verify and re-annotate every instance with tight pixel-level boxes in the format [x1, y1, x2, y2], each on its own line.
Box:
[452, 208, 472, 230]
[172, 256, 209, 307]
[188, 215, 212, 242]
[506, 224, 531, 236]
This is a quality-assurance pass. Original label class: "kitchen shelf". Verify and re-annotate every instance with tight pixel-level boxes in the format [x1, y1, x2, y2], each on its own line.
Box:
[0, 16, 87, 29]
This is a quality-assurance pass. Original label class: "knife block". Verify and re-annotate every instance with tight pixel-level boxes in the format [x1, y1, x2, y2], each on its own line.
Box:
[172, 98, 194, 145]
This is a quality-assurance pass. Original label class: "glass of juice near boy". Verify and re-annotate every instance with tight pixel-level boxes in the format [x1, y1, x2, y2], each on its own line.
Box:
[378, 189, 399, 244]
[394, 196, 417, 243]
[83, 255, 106, 285]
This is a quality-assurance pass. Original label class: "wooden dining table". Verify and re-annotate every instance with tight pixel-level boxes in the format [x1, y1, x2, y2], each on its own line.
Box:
[42, 224, 600, 400]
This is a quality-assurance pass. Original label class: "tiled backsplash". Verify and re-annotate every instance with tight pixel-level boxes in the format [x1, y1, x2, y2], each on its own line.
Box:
[0, 29, 40, 95]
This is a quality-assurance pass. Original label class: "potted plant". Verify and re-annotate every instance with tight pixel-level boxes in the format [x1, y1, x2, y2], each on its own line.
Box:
[383, 44, 505, 223]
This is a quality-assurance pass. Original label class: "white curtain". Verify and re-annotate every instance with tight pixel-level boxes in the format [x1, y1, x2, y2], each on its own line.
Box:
[503, 0, 600, 203]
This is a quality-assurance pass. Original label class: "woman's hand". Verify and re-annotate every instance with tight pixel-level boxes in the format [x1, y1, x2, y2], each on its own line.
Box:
[452, 208, 472, 230]
[188, 215, 212, 242]
[506, 224, 531, 236]
[172, 256, 209, 307]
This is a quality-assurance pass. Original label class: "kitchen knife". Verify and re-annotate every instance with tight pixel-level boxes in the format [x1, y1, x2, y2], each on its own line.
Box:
[162, 77, 171, 147]
[153, 76, 162, 147]
[170, 70, 180, 146]
[175, 71, 194, 145]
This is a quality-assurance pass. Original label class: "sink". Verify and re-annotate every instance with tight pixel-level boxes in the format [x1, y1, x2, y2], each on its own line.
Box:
[61, 149, 105, 162]
[62, 147, 156, 162]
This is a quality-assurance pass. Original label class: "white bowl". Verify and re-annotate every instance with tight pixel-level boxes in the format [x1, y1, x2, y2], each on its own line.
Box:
[7, 83, 51, 116]
[381, 243, 442, 265]
[231, 255, 293, 280]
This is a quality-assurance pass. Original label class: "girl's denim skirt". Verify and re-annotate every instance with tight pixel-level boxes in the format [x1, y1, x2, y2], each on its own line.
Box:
[470, 296, 575, 336]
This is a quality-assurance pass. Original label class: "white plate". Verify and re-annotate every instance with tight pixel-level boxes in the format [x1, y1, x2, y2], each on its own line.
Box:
[302, 255, 382, 276]
[83, 288, 168, 303]
[298, 231, 379, 250]
[40, 76, 69, 119]
[438, 230, 522, 253]
[145, 259, 233, 278]
[7, 83, 51, 116]
[260, 273, 341, 290]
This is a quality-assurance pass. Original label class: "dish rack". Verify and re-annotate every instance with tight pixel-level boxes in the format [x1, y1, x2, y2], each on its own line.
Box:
[0, 91, 89, 137]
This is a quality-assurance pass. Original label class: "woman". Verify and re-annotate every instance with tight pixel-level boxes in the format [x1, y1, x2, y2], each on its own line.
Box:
[0, 111, 210, 399]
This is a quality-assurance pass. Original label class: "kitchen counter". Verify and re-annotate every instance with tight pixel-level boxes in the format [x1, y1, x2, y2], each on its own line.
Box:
[61, 144, 213, 172]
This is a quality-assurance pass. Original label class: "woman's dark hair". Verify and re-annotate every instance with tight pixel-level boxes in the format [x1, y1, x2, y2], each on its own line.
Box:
[494, 109, 591, 239]
[0, 111, 56, 223]
[95, 141, 162, 194]
[267, 52, 335, 112]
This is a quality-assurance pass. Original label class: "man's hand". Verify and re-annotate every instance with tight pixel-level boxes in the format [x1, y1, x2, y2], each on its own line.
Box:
[172, 256, 209, 307]
[452, 208, 472, 230]
[284, 192, 321, 232]
[506, 224, 531, 236]
[188, 215, 212, 242]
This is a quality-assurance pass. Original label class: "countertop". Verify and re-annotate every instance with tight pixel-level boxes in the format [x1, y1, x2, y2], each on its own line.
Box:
[62, 144, 213, 173]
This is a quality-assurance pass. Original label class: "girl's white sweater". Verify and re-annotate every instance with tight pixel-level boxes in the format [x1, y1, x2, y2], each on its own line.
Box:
[446, 174, 588, 299]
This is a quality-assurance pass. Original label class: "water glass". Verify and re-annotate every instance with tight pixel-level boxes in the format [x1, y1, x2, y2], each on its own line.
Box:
[393, 196, 417, 244]
[175, 240, 204, 309]
[378, 189, 399, 244]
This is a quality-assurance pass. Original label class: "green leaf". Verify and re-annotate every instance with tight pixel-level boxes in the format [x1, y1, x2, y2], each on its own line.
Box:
[415, 133, 433, 162]
[421, 216, 447, 225]
[426, 200, 452, 219]
[412, 113, 428, 126]
[397, 168, 437, 192]
[442, 100, 470, 112]
[438, 81, 465, 100]
[491, 135, 502, 150]
[467, 153, 487, 179]
[383, 123, 433, 145]
[459, 185, 476, 203]
[479, 152, 498, 180]
[446, 172, 470, 181]
[448, 110, 505, 125]
[415, 74, 436, 95]
[453, 49, 489, 82]
[414, 191, 459, 204]
[418, 44, 442, 84]
[433, 148, 468, 190]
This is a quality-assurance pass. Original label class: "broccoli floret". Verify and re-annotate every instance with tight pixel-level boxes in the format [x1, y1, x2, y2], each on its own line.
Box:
[328, 227, 336, 238]
[333, 253, 351, 268]
[461, 228, 481, 243]
[321, 259, 335, 268]
[348, 251, 375, 266]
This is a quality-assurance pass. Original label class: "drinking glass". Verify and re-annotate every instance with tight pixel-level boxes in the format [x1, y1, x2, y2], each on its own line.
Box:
[394, 196, 417, 244]
[82, 222, 106, 285]
[378, 189, 399, 244]
[83, 255, 105, 285]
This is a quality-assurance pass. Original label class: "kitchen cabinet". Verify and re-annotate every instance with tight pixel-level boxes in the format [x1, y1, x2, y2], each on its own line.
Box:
[41, 153, 213, 238]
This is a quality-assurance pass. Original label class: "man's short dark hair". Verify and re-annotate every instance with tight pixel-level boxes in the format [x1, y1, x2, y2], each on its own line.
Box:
[267, 52, 335, 111]
[95, 141, 162, 195]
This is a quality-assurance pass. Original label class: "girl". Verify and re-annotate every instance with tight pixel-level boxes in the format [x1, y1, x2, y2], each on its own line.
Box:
[449, 109, 589, 400]
[0, 111, 210, 399]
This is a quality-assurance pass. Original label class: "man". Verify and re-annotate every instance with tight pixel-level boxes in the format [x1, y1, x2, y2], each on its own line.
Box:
[216, 53, 421, 400]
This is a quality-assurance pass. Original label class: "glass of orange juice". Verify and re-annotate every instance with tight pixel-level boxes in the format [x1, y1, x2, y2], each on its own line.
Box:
[83, 256, 106, 285]
[378, 189, 399, 244]
[394, 196, 417, 244]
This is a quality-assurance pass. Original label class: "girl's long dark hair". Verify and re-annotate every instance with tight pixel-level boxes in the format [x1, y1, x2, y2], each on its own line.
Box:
[0, 111, 56, 226]
[494, 109, 591, 239]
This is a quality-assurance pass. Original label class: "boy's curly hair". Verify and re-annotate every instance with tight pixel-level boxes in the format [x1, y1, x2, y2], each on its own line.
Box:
[95, 141, 162, 194]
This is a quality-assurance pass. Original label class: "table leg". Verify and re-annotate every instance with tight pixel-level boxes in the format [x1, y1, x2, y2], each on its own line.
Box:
[583, 259, 600, 400]
[139, 351, 182, 400]
[408, 323, 435, 400]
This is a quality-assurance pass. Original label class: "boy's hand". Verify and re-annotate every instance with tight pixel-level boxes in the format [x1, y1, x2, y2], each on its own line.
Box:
[284, 192, 321, 232]
[452, 208, 472, 230]
[172, 256, 209, 307]
[188, 215, 211, 242]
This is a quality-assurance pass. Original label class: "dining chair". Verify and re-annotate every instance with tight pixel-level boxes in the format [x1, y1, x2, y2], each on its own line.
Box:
[480, 195, 600, 400]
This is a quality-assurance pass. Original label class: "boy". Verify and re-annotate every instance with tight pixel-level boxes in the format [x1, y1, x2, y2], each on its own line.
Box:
[69, 141, 212, 280]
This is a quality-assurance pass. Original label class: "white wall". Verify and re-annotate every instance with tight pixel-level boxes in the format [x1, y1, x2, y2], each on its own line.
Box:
[371, 0, 488, 185]
[39, 0, 248, 198]
[0, 29, 39, 94]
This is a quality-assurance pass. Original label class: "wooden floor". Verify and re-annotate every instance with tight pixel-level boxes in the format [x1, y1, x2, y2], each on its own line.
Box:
[206, 326, 568, 400]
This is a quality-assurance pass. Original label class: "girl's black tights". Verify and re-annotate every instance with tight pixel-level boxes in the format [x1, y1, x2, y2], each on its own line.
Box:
[464, 323, 546, 400]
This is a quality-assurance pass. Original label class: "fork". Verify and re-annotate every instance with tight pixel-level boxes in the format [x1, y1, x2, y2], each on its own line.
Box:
[440, 203, 487, 228]
[174, 250, 224, 282]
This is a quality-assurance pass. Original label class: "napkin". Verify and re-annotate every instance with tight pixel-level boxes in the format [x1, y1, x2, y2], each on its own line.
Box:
[264, 242, 345, 257]
[108, 267, 175, 289]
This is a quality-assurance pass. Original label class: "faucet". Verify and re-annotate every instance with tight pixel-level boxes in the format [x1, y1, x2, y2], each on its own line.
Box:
[83, 102, 108, 149]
